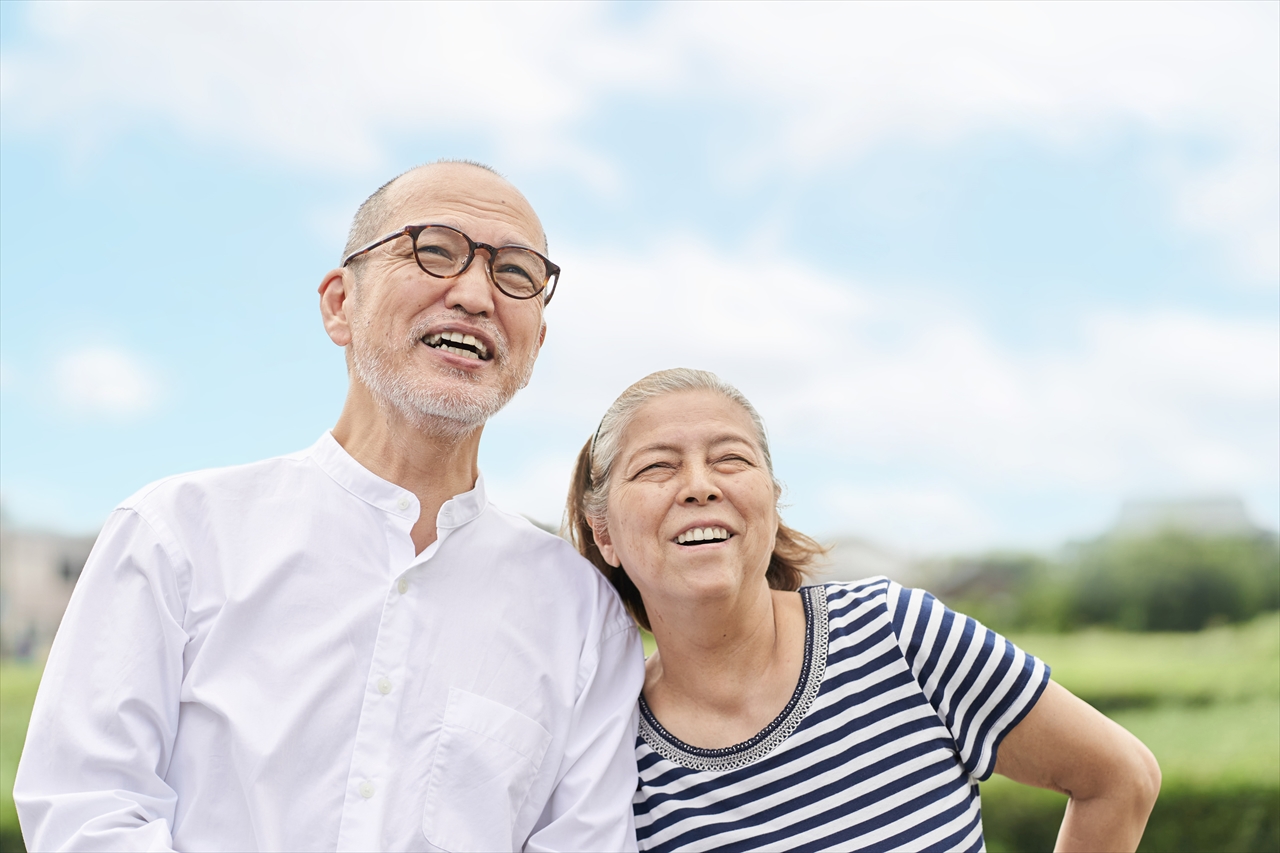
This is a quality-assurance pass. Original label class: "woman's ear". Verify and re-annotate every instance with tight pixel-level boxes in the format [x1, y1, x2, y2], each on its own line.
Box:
[589, 517, 621, 568]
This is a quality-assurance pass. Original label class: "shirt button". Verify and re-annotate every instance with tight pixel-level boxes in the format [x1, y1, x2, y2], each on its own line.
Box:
[397, 496, 411, 510]
[397, 577, 409, 595]
[359, 781, 375, 799]
[377, 677, 393, 695]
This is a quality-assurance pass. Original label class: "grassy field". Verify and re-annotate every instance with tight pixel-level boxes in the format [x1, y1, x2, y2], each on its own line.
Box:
[0, 664, 40, 853]
[1009, 614, 1280, 711]
[984, 614, 1280, 852]
[1010, 613, 1280, 786]
[2, 615, 1277, 852]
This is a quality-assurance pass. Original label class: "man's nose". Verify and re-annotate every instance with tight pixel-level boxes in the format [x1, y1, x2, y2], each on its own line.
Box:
[442, 250, 497, 316]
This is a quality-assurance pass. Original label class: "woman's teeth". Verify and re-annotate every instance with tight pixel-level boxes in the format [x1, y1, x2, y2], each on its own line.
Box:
[423, 331, 489, 360]
[676, 527, 730, 545]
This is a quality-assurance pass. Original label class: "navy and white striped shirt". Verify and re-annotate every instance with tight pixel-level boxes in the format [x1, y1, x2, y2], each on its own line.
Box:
[634, 578, 1050, 852]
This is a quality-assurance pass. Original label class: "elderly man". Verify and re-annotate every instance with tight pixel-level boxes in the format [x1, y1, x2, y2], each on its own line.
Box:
[15, 162, 645, 852]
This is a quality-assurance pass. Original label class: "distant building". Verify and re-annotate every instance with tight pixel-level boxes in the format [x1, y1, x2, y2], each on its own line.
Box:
[814, 536, 922, 587]
[1108, 495, 1268, 539]
[0, 522, 97, 659]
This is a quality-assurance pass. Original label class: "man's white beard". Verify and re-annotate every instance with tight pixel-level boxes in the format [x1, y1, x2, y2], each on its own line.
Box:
[350, 310, 536, 440]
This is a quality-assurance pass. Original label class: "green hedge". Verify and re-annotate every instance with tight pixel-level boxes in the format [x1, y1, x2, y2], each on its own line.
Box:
[937, 533, 1280, 635]
[2, 787, 1273, 853]
[1073, 533, 1280, 632]
[982, 781, 1280, 853]
[0, 824, 20, 853]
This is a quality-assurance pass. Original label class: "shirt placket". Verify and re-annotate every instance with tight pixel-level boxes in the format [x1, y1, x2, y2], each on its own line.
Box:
[335, 507, 430, 851]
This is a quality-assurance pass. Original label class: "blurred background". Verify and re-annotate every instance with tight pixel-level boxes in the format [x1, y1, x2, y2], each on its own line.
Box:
[1, 2, 1276, 850]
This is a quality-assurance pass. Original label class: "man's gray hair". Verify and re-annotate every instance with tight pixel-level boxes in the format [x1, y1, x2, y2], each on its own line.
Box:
[340, 159, 507, 267]
[582, 368, 779, 522]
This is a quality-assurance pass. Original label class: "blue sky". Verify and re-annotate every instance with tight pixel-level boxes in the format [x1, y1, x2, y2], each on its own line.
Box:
[1, 1, 1277, 552]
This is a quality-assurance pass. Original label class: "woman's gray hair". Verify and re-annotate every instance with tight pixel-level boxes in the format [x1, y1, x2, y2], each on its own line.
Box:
[582, 368, 778, 523]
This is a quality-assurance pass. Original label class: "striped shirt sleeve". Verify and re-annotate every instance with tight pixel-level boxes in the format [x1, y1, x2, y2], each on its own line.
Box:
[883, 581, 1050, 781]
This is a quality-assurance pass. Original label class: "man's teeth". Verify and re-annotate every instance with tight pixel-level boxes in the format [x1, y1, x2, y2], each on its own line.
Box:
[676, 527, 730, 545]
[423, 331, 489, 360]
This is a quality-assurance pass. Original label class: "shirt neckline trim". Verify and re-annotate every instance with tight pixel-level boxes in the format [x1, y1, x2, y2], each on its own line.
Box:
[637, 585, 830, 772]
[305, 432, 488, 527]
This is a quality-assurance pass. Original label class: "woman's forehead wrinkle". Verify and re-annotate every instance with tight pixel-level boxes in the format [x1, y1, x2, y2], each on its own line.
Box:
[626, 432, 756, 462]
[629, 442, 683, 459]
[708, 431, 757, 447]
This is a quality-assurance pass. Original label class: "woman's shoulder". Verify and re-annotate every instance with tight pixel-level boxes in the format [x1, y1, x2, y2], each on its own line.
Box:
[802, 577, 949, 643]
[802, 576, 901, 612]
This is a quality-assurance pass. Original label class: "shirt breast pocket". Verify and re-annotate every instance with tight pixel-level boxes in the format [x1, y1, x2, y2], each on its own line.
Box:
[422, 687, 553, 852]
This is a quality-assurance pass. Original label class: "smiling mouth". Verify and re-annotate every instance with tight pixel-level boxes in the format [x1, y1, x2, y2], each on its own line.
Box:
[423, 331, 491, 361]
[676, 527, 732, 546]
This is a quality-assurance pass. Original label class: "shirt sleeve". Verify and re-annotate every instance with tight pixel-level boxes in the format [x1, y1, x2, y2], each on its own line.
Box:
[14, 507, 188, 852]
[524, 615, 645, 853]
[883, 581, 1049, 781]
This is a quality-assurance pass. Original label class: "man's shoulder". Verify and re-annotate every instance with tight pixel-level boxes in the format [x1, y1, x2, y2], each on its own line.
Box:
[476, 503, 596, 577]
[475, 502, 633, 633]
[118, 446, 319, 518]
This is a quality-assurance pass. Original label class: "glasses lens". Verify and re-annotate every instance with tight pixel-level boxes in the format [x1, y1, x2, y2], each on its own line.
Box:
[414, 227, 471, 276]
[491, 248, 548, 298]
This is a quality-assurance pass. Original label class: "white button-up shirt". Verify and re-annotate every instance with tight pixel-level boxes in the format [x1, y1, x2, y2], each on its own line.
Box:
[15, 433, 645, 852]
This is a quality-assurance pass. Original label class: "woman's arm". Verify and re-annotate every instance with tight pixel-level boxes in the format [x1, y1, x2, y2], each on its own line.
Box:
[993, 679, 1161, 853]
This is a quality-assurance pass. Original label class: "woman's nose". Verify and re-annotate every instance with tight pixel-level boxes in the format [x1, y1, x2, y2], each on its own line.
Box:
[680, 465, 719, 504]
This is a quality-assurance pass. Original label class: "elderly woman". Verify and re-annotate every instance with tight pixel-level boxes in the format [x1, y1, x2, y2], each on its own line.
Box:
[567, 368, 1160, 853]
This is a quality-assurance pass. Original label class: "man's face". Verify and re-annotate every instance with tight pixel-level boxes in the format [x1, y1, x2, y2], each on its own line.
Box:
[345, 166, 547, 434]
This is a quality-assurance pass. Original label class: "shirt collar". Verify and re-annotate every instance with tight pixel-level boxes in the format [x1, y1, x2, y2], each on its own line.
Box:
[306, 431, 488, 528]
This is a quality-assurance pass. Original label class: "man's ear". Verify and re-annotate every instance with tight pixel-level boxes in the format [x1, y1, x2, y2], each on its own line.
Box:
[319, 268, 354, 347]
[589, 517, 621, 568]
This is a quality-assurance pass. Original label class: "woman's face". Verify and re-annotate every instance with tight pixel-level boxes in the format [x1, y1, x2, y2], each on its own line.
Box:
[594, 389, 779, 615]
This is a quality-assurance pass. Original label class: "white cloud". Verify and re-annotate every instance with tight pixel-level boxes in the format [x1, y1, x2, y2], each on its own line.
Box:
[53, 346, 161, 418]
[787, 307, 1279, 492]
[656, 3, 1277, 152]
[501, 236, 1279, 547]
[643, 2, 1279, 281]
[0, 1, 661, 179]
[1166, 145, 1280, 282]
[2, 2, 1274, 278]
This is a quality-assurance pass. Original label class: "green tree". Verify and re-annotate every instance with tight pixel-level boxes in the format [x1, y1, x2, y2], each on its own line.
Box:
[1069, 532, 1280, 632]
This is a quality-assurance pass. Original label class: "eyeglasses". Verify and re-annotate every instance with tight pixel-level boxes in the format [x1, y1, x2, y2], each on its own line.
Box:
[342, 224, 560, 305]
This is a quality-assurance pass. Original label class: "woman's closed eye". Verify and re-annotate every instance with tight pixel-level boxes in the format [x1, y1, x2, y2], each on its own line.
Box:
[630, 461, 677, 480]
